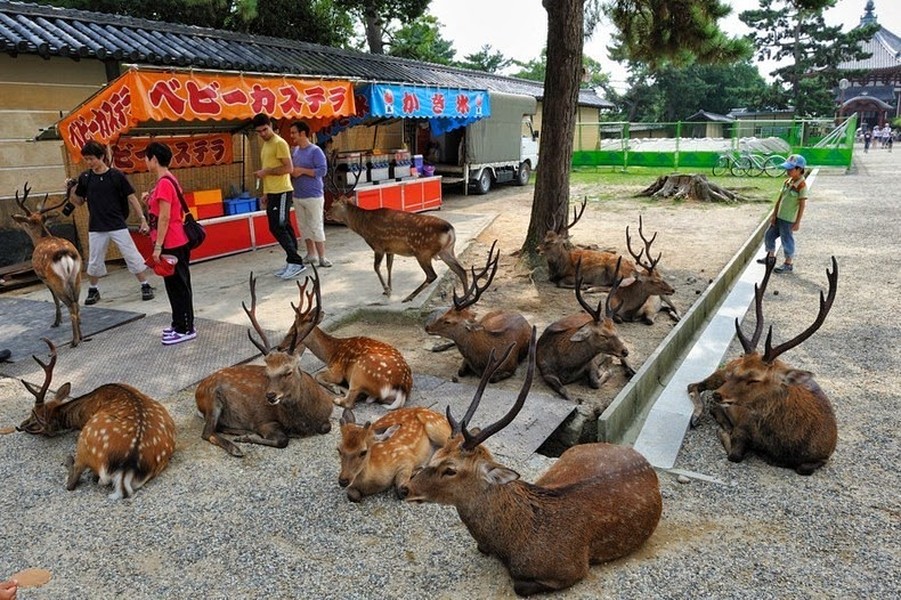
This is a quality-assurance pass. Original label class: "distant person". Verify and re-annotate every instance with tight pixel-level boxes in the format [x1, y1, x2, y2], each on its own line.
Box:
[252, 113, 306, 280]
[289, 121, 331, 268]
[757, 154, 808, 274]
[863, 127, 872, 153]
[66, 140, 154, 305]
[144, 141, 196, 345]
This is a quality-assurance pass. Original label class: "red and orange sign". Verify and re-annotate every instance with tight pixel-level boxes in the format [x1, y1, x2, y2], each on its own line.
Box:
[60, 69, 356, 161]
[111, 134, 233, 173]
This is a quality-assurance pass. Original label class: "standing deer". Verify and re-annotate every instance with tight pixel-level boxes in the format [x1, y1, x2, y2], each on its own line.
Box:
[609, 216, 681, 325]
[325, 177, 468, 302]
[337, 406, 451, 502]
[278, 269, 413, 410]
[536, 259, 634, 401]
[12, 183, 83, 347]
[404, 329, 662, 596]
[686, 257, 839, 474]
[425, 241, 532, 382]
[17, 338, 175, 499]
[195, 272, 334, 457]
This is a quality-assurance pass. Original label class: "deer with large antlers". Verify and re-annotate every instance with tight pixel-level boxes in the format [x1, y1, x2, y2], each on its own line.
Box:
[424, 241, 532, 382]
[17, 339, 176, 499]
[608, 215, 681, 325]
[686, 257, 839, 474]
[325, 171, 468, 302]
[537, 197, 637, 290]
[12, 182, 83, 347]
[337, 406, 451, 502]
[194, 272, 334, 457]
[404, 329, 662, 596]
[536, 259, 634, 401]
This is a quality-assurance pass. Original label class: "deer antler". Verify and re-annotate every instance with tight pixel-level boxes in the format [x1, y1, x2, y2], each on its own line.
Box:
[326, 160, 362, 199]
[242, 272, 271, 355]
[288, 266, 322, 354]
[21, 337, 57, 406]
[736, 256, 776, 354]
[763, 257, 838, 363]
[574, 258, 604, 322]
[604, 257, 625, 318]
[626, 215, 661, 272]
[14, 183, 33, 215]
[548, 197, 587, 234]
[452, 240, 499, 311]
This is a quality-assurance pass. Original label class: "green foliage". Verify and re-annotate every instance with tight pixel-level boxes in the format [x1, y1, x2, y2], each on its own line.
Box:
[387, 14, 456, 65]
[336, 0, 430, 53]
[455, 45, 511, 74]
[510, 50, 548, 82]
[511, 49, 611, 90]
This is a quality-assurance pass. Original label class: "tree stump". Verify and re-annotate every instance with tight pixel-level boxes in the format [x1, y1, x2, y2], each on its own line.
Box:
[636, 173, 748, 203]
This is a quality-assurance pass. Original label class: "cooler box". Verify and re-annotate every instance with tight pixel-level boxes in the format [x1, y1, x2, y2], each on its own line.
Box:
[224, 197, 258, 215]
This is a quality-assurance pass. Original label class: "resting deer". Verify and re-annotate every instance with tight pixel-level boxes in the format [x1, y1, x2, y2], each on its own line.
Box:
[12, 183, 83, 347]
[686, 257, 839, 474]
[195, 272, 334, 457]
[17, 338, 175, 499]
[536, 259, 634, 401]
[404, 329, 662, 596]
[609, 216, 681, 325]
[425, 241, 532, 382]
[537, 197, 637, 289]
[337, 406, 451, 502]
[325, 171, 467, 302]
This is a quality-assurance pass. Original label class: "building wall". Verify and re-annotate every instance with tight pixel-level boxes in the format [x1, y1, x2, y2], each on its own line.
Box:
[534, 101, 602, 152]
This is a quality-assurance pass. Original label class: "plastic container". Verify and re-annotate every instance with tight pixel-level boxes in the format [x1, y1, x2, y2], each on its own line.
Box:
[412, 154, 424, 172]
[224, 197, 258, 215]
[422, 164, 436, 177]
[146, 254, 177, 277]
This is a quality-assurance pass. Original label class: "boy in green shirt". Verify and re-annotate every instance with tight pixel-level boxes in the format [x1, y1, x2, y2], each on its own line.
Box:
[757, 154, 808, 274]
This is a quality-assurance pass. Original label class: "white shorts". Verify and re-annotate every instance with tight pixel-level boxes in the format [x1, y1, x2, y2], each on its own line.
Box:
[87, 229, 148, 277]
[292, 195, 326, 242]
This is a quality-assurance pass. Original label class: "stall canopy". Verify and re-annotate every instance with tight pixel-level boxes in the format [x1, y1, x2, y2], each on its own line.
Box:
[56, 68, 356, 161]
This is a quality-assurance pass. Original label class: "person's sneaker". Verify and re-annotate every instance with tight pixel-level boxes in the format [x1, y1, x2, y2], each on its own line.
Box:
[161, 329, 197, 345]
[774, 263, 794, 274]
[279, 263, 307, 279]
[273, 263, 289, 277]
[318, 257, 333, 268]
[141, 284, 155, 301]
[84, 287, 101, 305]
[302, 254, 319, 264]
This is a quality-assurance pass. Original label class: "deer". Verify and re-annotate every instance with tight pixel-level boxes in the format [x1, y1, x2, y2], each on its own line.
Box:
[194, 272, 334, 457]
[16, 338, 176, 499]
[424, 241, 532, 382]
[403, 329, 662, 597]
[537, 197, 637, 290]
[608, 215, 681, 325]
[276, 268, 413, 411]
[686, 257, 839, 475]
[337, 406, 452, 502]
[536, 258, 634, 401]
[324, 170, 468, 302]
[11, 182, 83, 347]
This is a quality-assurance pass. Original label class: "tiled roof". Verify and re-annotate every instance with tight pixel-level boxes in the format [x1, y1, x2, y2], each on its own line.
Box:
[838, 27, 901, 72]
[0, 0, 613, 109]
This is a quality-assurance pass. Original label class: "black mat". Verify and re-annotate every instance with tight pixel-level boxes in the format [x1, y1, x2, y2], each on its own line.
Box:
[0, 297, 144, 363]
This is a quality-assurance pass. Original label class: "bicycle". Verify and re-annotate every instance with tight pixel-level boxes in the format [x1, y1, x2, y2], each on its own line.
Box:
[742, 151, 786, 177]
[712, 152, 745, 177]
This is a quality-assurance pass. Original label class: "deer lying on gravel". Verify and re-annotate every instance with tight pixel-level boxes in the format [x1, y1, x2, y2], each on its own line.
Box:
[686, 257, 839, 474]
[278, 269, 413, 410]
[325, 172, 468, 302]
[404, 329, 662, 596]
[337, 406, 451, 502]
[609, 216, 681, 325]
[424, 241, 532, 382]
[12, 183, 83, 347]
[195, 273, 333, 457]
[17, 339, 175, 499]
[536, 259, 634, 401]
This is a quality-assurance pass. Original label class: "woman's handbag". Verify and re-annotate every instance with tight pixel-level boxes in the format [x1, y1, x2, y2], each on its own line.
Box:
[163, 175, 206, 250]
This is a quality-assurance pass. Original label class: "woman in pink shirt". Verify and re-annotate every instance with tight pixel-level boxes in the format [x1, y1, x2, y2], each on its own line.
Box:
[144, 141, 195, 345]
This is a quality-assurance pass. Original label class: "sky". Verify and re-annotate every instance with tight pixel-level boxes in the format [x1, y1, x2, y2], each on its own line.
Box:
[427, 0, 901, 92]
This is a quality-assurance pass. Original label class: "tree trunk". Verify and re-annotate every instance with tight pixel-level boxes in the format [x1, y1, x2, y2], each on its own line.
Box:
[636, 173, 749, 203]
[520, 0, 585, 265]
[364, 10, 384, 54]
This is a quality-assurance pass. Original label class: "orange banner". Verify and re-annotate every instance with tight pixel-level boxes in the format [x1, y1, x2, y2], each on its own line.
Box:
[60, 69, 355, 161]
[111, 134, 233, 173]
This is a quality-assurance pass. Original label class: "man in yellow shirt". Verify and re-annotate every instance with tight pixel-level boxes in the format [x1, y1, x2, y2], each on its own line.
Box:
[252, 113, 306, 279]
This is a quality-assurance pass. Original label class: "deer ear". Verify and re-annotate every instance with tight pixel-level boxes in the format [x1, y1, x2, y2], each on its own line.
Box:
[782, 369, 815, 387]
[54, 382, 72, 402]
[619, 276, 637, 287]
[481, 464, 520, 485]
[11, 214, 29, 223]
[570, 325, 593, 343]
[340, 407, 356, 426]
[464, 321, 484, 333]
[373, 424, 400, 442]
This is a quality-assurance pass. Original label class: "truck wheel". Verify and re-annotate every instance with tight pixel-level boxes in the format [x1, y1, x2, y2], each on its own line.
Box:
[515, 162, 531, 186]
[474, 170, 491, 195]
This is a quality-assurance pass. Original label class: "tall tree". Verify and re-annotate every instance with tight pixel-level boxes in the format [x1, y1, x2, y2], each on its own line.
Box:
[512, 50, 611, 90]
[510, 50, 548, 82]
[335, 0, 430, 54]
[740, 0, 877, 116]
[387, 14, 456, 64]
[456, 45, 511, 73]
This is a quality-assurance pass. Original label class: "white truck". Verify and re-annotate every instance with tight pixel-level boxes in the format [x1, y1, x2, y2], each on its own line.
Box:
[430, 92, 539, 195]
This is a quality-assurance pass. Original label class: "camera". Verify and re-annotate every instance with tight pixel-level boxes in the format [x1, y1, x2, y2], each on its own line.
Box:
[62, 178, 77, 216]
[61, 201, 76, 216]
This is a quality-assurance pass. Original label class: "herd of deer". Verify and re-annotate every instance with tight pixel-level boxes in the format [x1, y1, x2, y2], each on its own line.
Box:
[11, 184, 840, 595]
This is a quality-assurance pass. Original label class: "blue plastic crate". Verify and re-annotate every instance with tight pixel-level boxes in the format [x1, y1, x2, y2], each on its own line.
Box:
[224, 197, 258, 215]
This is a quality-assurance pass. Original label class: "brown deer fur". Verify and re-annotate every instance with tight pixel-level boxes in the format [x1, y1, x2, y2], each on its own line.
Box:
[337, 407, 451, 502]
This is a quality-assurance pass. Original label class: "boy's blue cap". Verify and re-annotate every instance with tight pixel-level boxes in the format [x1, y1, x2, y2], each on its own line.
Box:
[781, 154, 807, 170]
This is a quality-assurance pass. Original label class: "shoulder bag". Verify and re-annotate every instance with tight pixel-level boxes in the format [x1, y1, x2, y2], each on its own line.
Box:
[162, 175, 206, 250]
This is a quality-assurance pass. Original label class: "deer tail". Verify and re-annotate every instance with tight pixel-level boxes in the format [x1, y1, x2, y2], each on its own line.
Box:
[382, 386, 408, 410]
[51, 251, 81, 300]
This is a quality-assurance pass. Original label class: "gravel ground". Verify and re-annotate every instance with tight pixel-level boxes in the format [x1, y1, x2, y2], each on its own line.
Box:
[1, 147, 899, 598]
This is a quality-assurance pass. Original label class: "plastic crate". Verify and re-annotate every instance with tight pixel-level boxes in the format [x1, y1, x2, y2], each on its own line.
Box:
[224, 197, 258, 215]
[192, 189, 223, 206]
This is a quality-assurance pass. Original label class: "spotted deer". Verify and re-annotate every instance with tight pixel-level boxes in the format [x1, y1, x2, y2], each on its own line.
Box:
[687, 257, 839, 474]
[278, 269, 413, 410]
[337, 406, 451, 502]
[404, 329, 661, 596]
[424, 241, 532, 382]
[12, 183, 83, 347]
[194, 272, 334, 457]
[536, 258, 634, 401]
[17, 338, 175, 499]
[325, 172, 467, 302]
